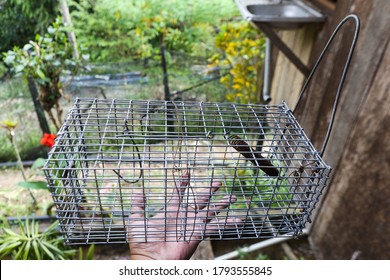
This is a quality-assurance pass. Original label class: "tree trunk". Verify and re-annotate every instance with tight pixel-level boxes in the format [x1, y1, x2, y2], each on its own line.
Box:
[27, 77, 51, 134]
[58, 0, 79, 59]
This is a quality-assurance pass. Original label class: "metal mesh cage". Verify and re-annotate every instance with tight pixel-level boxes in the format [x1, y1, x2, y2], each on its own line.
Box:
[43, 98, 331, 245]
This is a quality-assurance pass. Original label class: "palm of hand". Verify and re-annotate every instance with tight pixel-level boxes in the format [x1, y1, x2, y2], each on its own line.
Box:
[127, 176, 240, 260]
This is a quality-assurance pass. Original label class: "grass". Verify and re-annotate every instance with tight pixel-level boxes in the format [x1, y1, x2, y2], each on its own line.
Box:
[0, 77, 49, 161]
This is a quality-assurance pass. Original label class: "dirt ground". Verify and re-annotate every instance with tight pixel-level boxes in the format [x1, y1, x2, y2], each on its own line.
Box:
[0, 167, 53, 217]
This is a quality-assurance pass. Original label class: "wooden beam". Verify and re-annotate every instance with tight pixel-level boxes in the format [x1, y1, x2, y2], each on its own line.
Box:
[256, 23, 311, 76]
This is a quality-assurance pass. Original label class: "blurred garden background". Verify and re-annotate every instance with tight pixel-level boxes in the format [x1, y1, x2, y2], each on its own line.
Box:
[0, 0, 273, 260]
[1, 0, 389, 261]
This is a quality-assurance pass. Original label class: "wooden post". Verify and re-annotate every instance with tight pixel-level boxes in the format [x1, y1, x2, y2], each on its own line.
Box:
[27, 77, 51, 134]
[292, 0, 390, 259]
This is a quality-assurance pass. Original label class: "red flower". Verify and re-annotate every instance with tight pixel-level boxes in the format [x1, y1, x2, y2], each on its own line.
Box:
[40, 133, 57, 148]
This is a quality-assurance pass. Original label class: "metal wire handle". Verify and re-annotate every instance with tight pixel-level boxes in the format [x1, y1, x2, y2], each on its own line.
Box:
[293, 14, 360, 157]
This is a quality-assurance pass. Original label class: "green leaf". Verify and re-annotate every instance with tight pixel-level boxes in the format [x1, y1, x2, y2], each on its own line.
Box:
[52, 60, 62, 67]
[14, 65, 25, 73]
[64, 59, 76, 66]
[32, 158, 46, 169]
[22, 240, 31, 260]
[17, 181, 48, 191]
[3, 53, 15, 65]
[1, 228, 20, 237]
[13, 242, 26, 260]
[32, 240, 41, 260]
[85, 244, 95, 260]
[0, 241, 22, 259]
[37, 240, 55, 260]
[82, 54, 90, 61]
[35, 69, 46, 79]
[44, 220, 59, 235]
[43, 37, 53, 43]
[44, 54, 54, 61]
[78, 247, 83, 260]
[23, 44, 33, 53]
[25, 219, 31, 238]
[42, 240, 64, 257]
[47, 26, 57, 34]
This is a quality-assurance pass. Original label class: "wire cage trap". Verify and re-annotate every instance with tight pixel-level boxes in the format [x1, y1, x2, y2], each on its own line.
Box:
[43, 99, 330, 244]
[43, 15, 359, 245]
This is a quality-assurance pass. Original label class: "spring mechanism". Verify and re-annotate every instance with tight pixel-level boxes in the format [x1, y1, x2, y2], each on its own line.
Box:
[227, 135, 279, 177]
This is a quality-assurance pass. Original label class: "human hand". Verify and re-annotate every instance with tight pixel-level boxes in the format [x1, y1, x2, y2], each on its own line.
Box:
[127, 173, 241, 260]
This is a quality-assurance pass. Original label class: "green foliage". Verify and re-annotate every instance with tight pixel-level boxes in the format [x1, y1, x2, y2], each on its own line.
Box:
[0, 219, 76, 260]
[222, 163, 291, 209]
[0, 63, 7, 77]
[17, 181, 48, 191]
[69, 0, 239, 62]
[256, 253, 270, 260]
[31, 157, 47, 169]
[2, 17, 89, 130]
[3, 17, 87, 86]
[236, 246, 270, 260]
[78, 244, 95, 260]
[210, 21, 266, 104]
[0, 0, 59, 53]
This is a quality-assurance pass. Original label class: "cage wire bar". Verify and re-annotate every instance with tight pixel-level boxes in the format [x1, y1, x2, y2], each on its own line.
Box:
[43, 99, 330, 245]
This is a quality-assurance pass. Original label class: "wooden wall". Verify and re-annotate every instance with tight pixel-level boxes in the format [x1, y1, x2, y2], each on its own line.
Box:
[270, 25, 318, 108]
[271, 0, 390, 259]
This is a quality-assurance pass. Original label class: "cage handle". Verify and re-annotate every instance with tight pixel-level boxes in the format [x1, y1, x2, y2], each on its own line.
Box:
[292, 14, 360, 157]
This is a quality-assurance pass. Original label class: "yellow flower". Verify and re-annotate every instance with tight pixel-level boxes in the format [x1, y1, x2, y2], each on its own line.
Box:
[233, 76, 245, 85]
[0, 119, 17, 130]
[226, 93, 235, 102]
[114, 11, 121, 20]
[220, 75, 230, 84]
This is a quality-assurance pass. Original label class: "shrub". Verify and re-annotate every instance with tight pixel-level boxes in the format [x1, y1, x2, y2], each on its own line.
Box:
[2, 17, 89, 130]
[210, 21, 266, 104]
[69, 0, 239, 61]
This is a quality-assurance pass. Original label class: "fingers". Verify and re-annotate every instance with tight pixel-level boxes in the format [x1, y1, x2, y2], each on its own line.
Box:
[204, 217, 243, 237]
[201, 194, 237, 222]
[167, 171, 190, 212]
[189, 181, 222, 211]
[180, 194, 242, 242]
[130, 192, 146, 218]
